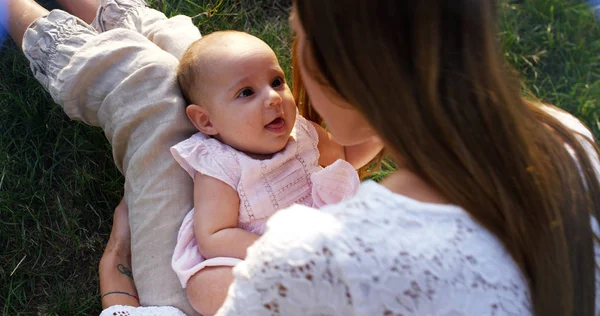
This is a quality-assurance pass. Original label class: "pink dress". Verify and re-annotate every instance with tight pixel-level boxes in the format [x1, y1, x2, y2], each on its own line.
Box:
[170, 115, 360, 287]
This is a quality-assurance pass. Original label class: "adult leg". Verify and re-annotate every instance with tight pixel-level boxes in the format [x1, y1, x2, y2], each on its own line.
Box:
[55, 0, 100, 23]
[4, 0, 47, 47]
[51, 0, 200, 60]
[3, 2, 197, 314]
[87, 0, 203, 311]
[92, 0, 200, 60]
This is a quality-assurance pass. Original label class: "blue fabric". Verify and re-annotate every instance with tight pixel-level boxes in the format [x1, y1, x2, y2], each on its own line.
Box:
[589, 0, 600, 16]
[0, 0, 6, 49]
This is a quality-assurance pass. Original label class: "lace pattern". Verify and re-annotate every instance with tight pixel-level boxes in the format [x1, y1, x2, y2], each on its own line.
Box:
[217, 181, 538, 315]
[100, 305, 186, 316]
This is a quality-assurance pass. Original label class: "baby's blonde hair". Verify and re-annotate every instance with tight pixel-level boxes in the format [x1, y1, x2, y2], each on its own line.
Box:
[177, 30, 252, 106]
[177, 39, 203, 105]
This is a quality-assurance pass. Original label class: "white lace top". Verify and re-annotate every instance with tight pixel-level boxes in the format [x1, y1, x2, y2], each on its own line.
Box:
[216, 181, 534, 315]
[103, 179, 600, 316]
[101, 109, 600, 316]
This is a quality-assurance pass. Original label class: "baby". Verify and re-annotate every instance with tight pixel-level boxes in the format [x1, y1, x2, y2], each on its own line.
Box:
[170, 30, 382, 313]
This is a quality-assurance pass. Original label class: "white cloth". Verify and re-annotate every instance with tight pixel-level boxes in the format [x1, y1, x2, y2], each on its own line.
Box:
[216, 180, 532, 315]
[101, 305, 186, 316]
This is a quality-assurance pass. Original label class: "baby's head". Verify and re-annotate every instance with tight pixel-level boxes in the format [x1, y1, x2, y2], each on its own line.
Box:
[178, 31, 296, 156]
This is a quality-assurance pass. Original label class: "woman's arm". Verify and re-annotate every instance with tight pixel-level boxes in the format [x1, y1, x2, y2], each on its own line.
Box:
[99, 200, 188, 315]
[193, 173, 259, 259]
[310, 121, 384, 168]
[99, 251, 140, 308]
[99, 199, 139, 309]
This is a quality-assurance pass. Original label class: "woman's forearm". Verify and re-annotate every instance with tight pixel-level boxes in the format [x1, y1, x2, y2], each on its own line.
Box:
[198, 228, 259, 260]
[99, 248, 140, 309]
[99, 198, 138, 309]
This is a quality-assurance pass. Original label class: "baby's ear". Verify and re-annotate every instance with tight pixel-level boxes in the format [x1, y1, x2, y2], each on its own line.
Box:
[186, 104, 218, 135]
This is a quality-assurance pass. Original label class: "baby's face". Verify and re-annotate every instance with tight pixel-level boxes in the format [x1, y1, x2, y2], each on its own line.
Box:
[196, 34, 296, 155]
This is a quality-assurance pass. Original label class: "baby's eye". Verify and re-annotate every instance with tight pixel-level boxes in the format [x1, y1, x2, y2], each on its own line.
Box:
[237, 88, 254, 98]
[271, 77, 284, 88]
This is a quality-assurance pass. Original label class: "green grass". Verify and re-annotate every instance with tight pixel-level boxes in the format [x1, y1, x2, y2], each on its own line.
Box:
[501, 0, 600, 139]
[0, 0, 598, 314]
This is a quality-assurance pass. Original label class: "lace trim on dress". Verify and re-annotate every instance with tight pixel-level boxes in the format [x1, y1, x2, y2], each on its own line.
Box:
[101, 305, 186, 316]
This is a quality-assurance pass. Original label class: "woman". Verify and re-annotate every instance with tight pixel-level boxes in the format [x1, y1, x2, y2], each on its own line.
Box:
[269, 2, 600, 315]
[222, 1, 600, 314]
[5, 0, 600, 315]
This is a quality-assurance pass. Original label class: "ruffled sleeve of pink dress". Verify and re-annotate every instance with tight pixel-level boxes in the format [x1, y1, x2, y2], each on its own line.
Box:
[170, 132, 242, 190]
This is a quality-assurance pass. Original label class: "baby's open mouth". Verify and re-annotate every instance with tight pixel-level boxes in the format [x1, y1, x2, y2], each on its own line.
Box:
[265, 117, 286, 133]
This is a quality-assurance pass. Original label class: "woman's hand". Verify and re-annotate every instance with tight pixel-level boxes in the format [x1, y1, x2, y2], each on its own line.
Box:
[99, 199, 140, 308]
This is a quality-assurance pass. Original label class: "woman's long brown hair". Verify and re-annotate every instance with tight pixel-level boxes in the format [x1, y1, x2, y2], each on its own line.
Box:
[294, 0, 600, 315]
[293, 36, 321, 125]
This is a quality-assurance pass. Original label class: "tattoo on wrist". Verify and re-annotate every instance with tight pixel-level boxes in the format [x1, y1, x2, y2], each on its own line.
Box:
[117, 264, 133, 278]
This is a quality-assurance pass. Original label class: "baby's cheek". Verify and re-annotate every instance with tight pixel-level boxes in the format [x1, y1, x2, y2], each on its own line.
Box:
[233, 118, 256, 139]
[244, 118, 255, 131]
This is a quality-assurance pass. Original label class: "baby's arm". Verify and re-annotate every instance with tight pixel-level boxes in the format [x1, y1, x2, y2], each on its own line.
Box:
[192, 173, 259, 259]
[310, 122, 384, 169]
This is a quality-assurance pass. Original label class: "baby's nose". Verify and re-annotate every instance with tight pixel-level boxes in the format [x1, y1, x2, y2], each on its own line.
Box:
[265, 89, 283, 107]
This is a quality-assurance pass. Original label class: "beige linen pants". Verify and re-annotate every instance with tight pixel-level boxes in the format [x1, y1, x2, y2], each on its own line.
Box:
[23, 2, 201, 314]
